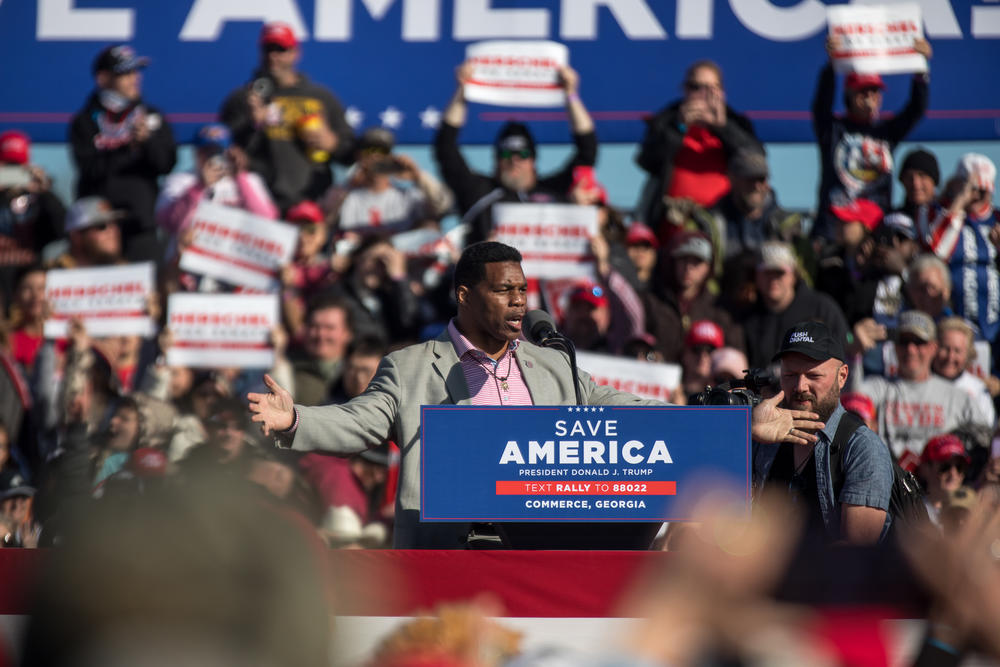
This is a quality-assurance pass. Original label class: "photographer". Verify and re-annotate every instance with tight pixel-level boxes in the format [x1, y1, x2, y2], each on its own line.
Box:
[0, 131, 65, 308]
[324, 127, 452, 235]
[155, 124, 278, 252]
[69, 45, 177, 263]
[753, 321, 894, 545]
[219, 22, 355, 212]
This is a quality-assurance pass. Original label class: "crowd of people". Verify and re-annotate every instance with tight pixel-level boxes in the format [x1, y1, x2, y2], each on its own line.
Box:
[0, 23, 998, 566]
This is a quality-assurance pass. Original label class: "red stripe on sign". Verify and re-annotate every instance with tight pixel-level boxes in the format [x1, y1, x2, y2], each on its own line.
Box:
[172, 341, 269, 350]
[466, 79, 561, 90]
[185, 244, 277, 277]
[834, 48, 918, 58]
[496, 481, 676, 496]
[50, 310, 147, 319]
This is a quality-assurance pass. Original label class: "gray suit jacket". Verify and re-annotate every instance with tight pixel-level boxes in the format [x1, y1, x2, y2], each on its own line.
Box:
[292, 330, 660, 548]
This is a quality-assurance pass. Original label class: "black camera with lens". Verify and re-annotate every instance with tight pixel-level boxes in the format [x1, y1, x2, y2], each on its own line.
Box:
[690, 368, 776, 407]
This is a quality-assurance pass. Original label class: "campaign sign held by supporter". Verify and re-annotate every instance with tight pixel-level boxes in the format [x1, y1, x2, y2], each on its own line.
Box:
[494, 203, 598, 281]
[166, 293, 278, 368]
[827, 4, 928, 75]
[577, 352, 682, 402]
[421, 405, 750, 522]
[179, 201, 298, 291]
[464, 40, 569, 107]
[44, 262, 155, 339]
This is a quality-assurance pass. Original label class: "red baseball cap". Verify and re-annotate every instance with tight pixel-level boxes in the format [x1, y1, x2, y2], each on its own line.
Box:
[845, 72, 886, 92]
[568, 282, 609, 309]
[260, 22, 298, 49]
[130, 447, 168, 477]
[830, 197, 884, 231]
[685, 320, 724, 349]
[0, 130, 29, 165]
[840, 392, 876, 423]
[569, 166, 608, 205]
[921, 434, 970, 465]
[286, 201, 324, 224]
[625, 222, 660, 249]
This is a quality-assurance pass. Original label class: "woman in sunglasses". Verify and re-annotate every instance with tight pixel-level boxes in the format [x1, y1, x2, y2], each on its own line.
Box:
[916, 433, 971, 528]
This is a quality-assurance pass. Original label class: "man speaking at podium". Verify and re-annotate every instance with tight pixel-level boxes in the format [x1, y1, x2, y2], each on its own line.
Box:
[249, 242, 821, 548]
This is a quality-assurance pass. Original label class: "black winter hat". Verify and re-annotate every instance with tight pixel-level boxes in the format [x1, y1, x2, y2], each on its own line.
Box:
[899, 148, 940, 185]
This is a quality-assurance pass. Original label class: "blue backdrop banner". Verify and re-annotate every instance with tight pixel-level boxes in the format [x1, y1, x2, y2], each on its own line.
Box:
[1, 1, 998, 144]
[420, 404, 750, 522]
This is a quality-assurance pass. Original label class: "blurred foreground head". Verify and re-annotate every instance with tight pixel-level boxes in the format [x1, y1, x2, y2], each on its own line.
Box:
[20, 473, 331, 667]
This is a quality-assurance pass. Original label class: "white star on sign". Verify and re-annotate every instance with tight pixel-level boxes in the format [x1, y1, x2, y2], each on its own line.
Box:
[379, 106, 404, 129]
[345, 106, 363, 130]
[419, 105, 442, 129]
[599, 407, 604, 412]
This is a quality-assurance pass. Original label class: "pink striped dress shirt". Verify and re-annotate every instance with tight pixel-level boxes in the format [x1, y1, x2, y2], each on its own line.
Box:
[446, 320, 533, 406]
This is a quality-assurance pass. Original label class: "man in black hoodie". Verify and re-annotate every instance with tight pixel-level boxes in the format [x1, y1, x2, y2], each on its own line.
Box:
[219, 22, 355, 213]
[434, 61, 597, 247]
[811, 35, 931, 243]
[69, 45, 177, 263]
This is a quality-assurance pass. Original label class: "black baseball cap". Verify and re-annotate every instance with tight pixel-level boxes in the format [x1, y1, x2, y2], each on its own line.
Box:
[93, 44, 150, 76]
[772, 321, 845, 363]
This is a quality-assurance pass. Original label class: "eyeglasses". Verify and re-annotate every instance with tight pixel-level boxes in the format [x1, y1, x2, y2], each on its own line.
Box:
[262, 44, 291, 54]
[938, 461, 966, 475]
[84, 222, 112, 232]
[499, 149, 533, 161]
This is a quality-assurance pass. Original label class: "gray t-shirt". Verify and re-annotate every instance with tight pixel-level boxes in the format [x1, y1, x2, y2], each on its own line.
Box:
[860, 374, 980, 459]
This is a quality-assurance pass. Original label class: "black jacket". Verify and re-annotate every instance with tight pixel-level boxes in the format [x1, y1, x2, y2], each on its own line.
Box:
[69, 92, 177, 234]
[220, 71, 355, 211]
[741, 283, 849, 369]
[433, 122, 597, 246]
[634, 101, 761, 224]
[811, 63, 928, 241]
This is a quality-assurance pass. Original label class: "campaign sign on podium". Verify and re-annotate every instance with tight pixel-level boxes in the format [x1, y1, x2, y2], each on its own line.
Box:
[420, 405, 750, 522]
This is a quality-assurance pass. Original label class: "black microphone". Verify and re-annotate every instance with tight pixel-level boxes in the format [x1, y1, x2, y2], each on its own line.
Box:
[523, 309, 559, 346]
[523, 309, 582, 405]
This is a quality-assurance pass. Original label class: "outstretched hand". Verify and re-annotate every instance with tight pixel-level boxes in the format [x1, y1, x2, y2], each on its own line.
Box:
[247, 374, 295, 436]
[750, 391, 825, 446]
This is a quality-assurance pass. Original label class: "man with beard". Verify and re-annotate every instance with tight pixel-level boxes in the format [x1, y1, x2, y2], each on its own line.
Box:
[250, 242, 823, 547]
[434, 62, 596, 246]
[47, 197, 126, 269]
[754, 321, 893, 545]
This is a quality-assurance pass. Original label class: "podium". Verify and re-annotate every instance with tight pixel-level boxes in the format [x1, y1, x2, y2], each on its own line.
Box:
[420, 405, 751, 550]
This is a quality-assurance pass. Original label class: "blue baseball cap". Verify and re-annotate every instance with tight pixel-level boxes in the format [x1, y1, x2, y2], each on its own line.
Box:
[195, 124, 231, 150]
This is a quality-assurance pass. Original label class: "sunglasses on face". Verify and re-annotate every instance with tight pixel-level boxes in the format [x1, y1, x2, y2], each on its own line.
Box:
[263, 44, 291, 54]
[938, 461, 966, 475]
[898, 336, 929, 348]
[499, 149, 533, 161]
[360, 146, 390, 157]
[84, 222, 112, 233]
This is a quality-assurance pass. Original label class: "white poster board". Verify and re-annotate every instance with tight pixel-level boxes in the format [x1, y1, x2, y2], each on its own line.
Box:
[165, 293, 278, 369]
[179, 201, 298, 291]
[827, 4, 927, 75]
[493, 203, 598, 281]
[44, 262, 155, 338]
[577, 351, 681, 403]
[464, 40, 569, 107]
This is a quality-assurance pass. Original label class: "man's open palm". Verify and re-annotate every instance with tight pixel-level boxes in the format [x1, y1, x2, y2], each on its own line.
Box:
[247, 374, 295, 436]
